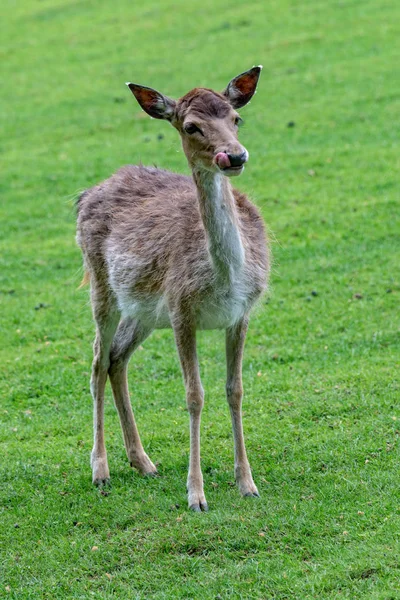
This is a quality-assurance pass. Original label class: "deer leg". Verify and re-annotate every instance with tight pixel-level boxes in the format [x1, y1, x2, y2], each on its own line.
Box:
[108, 318, 157, 475]
[226, 317, 259, 497]
[173, 320, 207, 512]
[90, 309, 120, 486]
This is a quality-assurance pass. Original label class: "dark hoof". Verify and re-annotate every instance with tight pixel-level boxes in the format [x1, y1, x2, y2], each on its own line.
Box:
[243, 491, 260, 498]
[93, 478, 111, 488]
[130, 462, 158, 477]
[144, 470, 159, 478]
[189, 502, 209, 512]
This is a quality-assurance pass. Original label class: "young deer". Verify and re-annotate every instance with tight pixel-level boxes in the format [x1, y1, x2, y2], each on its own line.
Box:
[76, 67, 269, 511]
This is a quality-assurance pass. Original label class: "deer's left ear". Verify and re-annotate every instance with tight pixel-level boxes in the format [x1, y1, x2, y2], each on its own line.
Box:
[222, 66, 262, 109]
[126, 83, 176, 120]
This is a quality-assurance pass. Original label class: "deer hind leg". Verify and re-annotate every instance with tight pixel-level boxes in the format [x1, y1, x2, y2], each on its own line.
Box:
[108, 318, 157, 476]
[90, 286, 120, 486]
[226, 317, 259, 498]
[172, 318, 207, 512]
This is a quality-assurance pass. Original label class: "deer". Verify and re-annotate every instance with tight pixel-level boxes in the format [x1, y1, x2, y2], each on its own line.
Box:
[76, 66, 270, 511]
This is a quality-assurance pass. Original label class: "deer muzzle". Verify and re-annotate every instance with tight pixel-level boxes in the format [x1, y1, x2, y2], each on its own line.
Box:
[215, 151, 248, 171]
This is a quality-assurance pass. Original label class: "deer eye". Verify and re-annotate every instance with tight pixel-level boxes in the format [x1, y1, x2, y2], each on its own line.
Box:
[184, 123, 203, 135]
[234, 116, 243, 127]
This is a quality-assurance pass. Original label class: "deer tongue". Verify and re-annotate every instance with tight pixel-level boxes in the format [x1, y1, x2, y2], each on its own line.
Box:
[215, 152, 231, 169]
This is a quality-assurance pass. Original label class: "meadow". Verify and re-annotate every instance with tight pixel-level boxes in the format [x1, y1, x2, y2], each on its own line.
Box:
[1, 0, 399, 597]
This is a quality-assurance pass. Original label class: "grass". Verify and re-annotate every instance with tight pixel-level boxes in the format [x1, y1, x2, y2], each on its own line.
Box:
[1, 0, 399, 597]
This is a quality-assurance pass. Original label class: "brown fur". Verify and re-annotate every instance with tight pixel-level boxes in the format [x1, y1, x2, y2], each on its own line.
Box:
[77, 166, 267, 301]
[76, 67, 269, 510]
[177, 88, 231, 119]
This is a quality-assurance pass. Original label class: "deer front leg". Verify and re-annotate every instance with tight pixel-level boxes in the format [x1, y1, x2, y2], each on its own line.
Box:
[226, 317, 259, 497]
[173, 319, 208, 512]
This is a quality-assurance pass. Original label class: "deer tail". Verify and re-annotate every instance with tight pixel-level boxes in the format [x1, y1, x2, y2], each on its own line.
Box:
[79, 271, 90, 288]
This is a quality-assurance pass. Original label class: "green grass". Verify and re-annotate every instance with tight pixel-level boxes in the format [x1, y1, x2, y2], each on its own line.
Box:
[1, 0, 399, 597]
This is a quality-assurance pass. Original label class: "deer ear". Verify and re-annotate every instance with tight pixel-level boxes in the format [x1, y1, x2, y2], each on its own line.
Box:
[222, 66, 262, 109]
[126, 83, 176, 120]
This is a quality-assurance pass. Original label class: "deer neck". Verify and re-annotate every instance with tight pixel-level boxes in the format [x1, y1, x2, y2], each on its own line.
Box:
[193, 169, 245, 281]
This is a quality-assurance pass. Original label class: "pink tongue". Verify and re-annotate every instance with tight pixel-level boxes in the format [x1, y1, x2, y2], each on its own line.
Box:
[215, 152, 231, 169]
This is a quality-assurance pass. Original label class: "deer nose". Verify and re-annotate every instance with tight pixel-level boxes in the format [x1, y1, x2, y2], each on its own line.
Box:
[226, 151, 248, 167]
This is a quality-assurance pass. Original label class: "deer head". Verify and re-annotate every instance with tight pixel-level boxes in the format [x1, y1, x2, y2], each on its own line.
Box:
[127, 66, 262, 177]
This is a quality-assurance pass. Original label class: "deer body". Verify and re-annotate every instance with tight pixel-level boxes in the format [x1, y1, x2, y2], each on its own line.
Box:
[77, 67, 269, 510]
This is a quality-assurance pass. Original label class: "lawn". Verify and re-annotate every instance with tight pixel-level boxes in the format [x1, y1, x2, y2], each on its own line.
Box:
[1, 0, 399, 597]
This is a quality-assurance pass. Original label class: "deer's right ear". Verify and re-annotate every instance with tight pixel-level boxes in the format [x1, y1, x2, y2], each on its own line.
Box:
[126, 83, 176, 120]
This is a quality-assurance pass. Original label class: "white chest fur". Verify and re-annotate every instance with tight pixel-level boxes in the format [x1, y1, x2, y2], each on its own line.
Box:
[118, 270, 252, 331]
